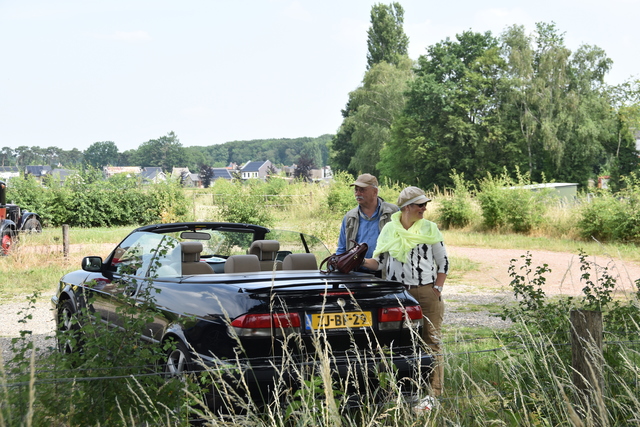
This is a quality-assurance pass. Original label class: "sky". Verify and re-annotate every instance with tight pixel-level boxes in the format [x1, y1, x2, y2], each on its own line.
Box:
[1, 0, 639, 153]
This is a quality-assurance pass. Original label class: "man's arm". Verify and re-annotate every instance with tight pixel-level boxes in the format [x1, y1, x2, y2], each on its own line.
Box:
[336, 216, 348, 254]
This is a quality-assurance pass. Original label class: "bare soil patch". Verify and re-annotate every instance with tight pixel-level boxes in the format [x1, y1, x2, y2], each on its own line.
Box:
[443, 246, 640, 330]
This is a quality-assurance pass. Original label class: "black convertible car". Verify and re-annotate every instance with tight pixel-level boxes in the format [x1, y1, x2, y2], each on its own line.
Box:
[51, 222, 432, 410]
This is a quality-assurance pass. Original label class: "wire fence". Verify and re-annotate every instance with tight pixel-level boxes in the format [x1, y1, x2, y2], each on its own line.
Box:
[4, 338, 639, 398]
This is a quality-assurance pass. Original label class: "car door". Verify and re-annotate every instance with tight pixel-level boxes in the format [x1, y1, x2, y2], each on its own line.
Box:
[90, 231, 173, 330]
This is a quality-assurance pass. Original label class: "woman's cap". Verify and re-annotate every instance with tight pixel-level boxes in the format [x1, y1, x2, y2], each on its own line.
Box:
[398, 186, 431, 208]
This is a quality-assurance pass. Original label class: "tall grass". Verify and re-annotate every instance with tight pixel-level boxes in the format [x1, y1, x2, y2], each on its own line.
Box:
[2, 177, 640, 425]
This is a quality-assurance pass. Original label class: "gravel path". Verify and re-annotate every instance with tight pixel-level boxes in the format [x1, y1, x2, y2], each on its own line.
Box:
[2, 245, 639, 361]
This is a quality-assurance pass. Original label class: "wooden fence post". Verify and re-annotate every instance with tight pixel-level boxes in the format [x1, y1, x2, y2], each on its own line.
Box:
[62, 224, 69, 258]
[570, 309, 604, 417]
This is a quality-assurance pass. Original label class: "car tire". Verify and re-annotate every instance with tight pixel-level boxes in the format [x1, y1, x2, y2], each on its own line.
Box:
[57, 300, 82, 354]
[23, 218, 42, 233]
[164, 340, 194, 377]
[1, 230, 12, 255]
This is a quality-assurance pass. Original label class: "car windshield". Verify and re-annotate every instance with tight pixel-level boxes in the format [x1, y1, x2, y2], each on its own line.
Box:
[106, 226, 331, 278]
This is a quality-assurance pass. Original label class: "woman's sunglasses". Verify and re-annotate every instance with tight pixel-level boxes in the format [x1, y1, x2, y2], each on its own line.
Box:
[411, 202, 428, 208]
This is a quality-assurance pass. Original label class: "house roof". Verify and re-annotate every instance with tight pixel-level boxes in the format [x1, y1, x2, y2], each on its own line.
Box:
[143, 167, 163, 174]
[0, 166, 19, 173]
[211, 168, 233, 180]
[104, 166, 142, 176]
[241, 161, 269, 172]
[51, 168, 77, 180]
[141, 168, 165, 180]
[171, 167, 190, 177]
[25, 165, 52, 176]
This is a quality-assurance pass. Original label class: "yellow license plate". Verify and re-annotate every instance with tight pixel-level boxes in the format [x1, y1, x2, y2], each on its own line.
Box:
[307, 312, 372, 330]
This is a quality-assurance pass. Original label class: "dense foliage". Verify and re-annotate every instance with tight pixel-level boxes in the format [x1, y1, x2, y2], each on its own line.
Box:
[336, 16, 640, 191]
[6, 173, 190, 227]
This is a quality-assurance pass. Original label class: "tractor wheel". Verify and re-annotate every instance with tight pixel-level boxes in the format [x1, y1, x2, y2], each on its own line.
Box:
[1, 230, 13, 255]
[23, 218, 42, 233]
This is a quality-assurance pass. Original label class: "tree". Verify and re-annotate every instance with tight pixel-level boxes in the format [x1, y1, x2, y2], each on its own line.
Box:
[331, 2, 411, 176]
[500, 23, 613, 185]
[366, 2, 409, 69]
[199, 164, 215, 188]
[133, 131, 191, 171]
[84, 141, 120, 168]
[294, 153, 315, 182]
[380, 31, 510, 188]
[1, 147, 14, 166]
[329, 104, 359, 176]
[347, 58, 414, 176]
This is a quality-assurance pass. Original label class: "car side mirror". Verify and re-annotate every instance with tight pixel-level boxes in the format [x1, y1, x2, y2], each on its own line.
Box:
[82, 256, 103, 272]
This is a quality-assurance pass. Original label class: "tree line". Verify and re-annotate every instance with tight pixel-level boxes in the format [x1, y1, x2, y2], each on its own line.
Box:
[1, 133, 332, 173]
[332, 3, 640, 192]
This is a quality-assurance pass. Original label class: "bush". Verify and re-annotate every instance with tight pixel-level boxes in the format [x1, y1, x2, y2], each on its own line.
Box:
[578, 174, 640, 243]
[326, 171, 356, 216]
[477, 169, 549, 233]
[438, 172, 475, 229]
[210, 179, 275, 227]
[7, 173, 191, 227]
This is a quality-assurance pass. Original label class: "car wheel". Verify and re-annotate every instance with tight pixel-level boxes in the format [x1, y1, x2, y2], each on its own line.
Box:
[23, 218, 42, 233]
[165, 341, 194, 377]
[57, 300, 82, 354]
[1, 230, 12, 255]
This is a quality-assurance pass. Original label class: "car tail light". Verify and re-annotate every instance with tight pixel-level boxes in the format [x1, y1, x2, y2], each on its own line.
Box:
[378, 305, 423, 330]
[230, 312, 301, 337]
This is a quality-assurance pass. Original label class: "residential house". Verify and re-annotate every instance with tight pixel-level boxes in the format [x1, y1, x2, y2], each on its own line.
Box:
[241, 160, 272, 180]
[103, 166, 142, 179]
[282, 164, 296, 177]
[0, 166, 20, 181]
[25, 165, 52, 182]
[310, 166, 333, 182]
[211, 168, 233, 181]
[171, 167, 190, 180]
[141, 167, 166, 184]
[188, 173, 202, 188]
[50, 168, 79, 185]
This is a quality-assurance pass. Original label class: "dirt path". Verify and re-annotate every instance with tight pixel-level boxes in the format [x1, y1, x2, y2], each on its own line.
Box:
[448, 245, 640, 297]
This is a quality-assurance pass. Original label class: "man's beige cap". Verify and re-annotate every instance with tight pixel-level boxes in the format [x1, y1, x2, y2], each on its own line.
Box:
[351, 173, 378, 188]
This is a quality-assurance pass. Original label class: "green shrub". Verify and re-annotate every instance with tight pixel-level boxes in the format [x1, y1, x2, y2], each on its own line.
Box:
[438, 172, 475, 229]
[7, 173, 190, 227]
[210, 179, 275, 227]
[477, 169, 549, 233]
[326, 171, 356, 215]
[578, 174, 640, 243]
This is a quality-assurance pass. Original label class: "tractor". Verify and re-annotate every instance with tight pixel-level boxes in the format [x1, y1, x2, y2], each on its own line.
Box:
[0, 180, 42, 254]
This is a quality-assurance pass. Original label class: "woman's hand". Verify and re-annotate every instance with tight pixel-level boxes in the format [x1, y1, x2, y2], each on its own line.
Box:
[362, 258, 379, 271]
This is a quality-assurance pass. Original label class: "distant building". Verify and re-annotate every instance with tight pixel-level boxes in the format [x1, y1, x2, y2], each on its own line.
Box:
[211, 168, 233, 181]
[0, 166, 20, 181]
[25, 165, 52, 182]
[50, 168, 79, 185]
[240, 160, 272, 180]
[310, 166, 333, 181]
[141, 167, 166, 183]
[103, 166, 141, 179]
[510, 182, 579, 199]
[171, 167, 190, 180]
